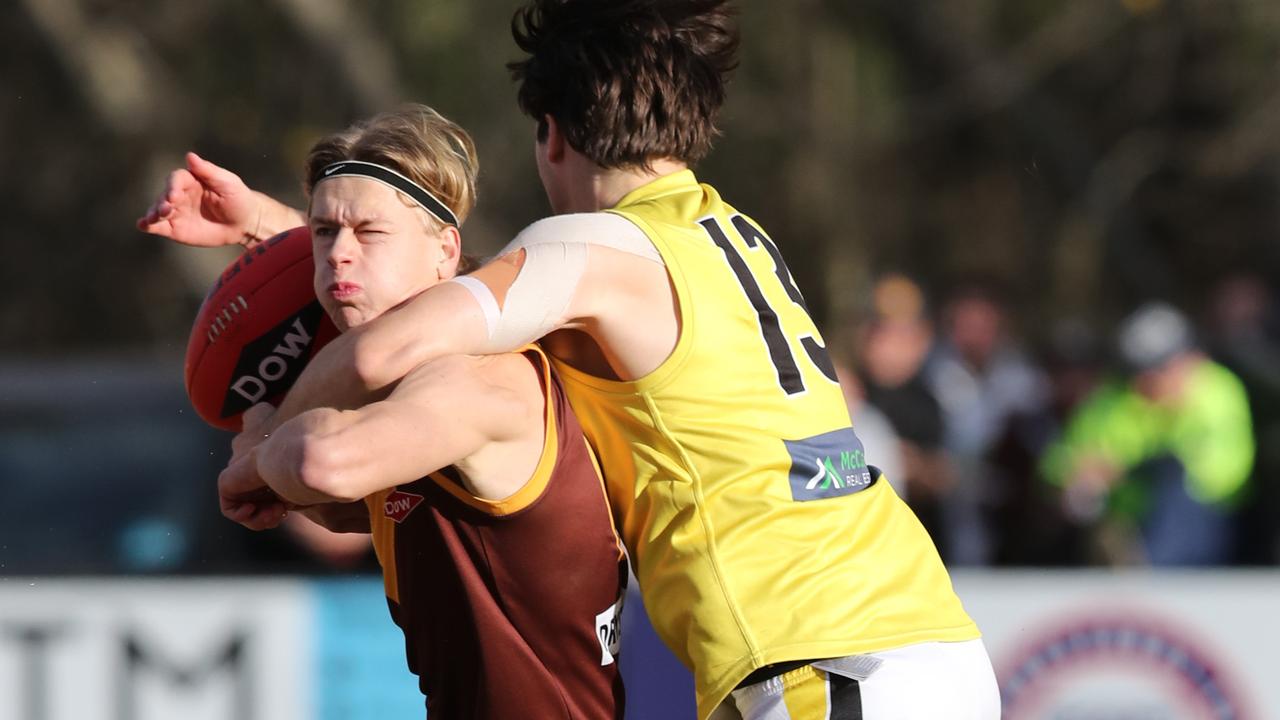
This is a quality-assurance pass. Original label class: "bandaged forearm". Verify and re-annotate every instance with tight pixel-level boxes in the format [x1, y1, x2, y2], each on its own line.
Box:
[446, 212, 662, 353]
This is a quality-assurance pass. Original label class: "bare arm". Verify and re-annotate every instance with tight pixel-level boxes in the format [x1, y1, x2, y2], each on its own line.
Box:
[270, 238, 674, 431]
[220, 354, 536, 517]
[270, 261, 509, 421]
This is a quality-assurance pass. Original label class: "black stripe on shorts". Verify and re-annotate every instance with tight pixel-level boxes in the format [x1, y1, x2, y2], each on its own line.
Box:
[829, 673, 863, 720]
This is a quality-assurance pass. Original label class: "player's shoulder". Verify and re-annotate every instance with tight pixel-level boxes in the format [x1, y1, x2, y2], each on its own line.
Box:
[510, 213, 663, 269]
[513, 212, 645, 246]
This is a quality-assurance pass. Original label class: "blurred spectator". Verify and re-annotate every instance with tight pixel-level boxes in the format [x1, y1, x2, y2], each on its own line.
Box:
[924, 281, 1049, 565]
[1202, 273, 1280, 564]
[834, 366, 905, 495]
[852, 274, 952, 554]
[986, 318, 1105, 565]
[1042, 302, 1255, 566]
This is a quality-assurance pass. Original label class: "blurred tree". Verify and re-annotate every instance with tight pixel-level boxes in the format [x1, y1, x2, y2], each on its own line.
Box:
[2, 0, 1277, 355]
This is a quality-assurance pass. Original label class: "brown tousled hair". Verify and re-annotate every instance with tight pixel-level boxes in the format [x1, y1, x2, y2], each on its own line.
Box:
[508, 0, 740, 169]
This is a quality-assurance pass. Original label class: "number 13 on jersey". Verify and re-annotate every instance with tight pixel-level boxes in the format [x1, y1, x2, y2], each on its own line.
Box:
[698, 215, 839, 396]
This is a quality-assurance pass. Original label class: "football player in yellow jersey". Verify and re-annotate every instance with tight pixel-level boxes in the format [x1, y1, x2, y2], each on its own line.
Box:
[141, 2, 999, 717]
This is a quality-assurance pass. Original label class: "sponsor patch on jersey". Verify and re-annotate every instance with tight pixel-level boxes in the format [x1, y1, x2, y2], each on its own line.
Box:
[593, 593, 624, 666]
[784, 427, 874, 501]
[383, 490, 425, 524]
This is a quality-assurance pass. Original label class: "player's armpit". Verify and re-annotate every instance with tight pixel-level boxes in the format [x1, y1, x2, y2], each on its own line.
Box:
[562, 243, 681, 379]
[569, 241, 672, 324]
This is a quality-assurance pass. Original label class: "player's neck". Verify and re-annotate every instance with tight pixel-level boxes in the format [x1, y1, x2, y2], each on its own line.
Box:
[562, 155, 688, 212]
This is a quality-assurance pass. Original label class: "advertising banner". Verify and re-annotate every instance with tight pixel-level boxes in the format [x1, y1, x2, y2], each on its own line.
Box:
[955, 571, 1280, 720]
[3, 572, 1276, 719]
[0, 578, 419, 720]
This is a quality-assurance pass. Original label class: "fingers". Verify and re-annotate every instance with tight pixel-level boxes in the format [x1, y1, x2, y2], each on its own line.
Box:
[186, 151, 216, 180]
[140, 153, 254, 247]
[136, 208, 168, 233]
[187, 151, 239, 191]
[137, 168, 196, 235]
[136, 191, 176, 233]
[242, 501, 288, 530]
[136, 199, 176, 231]
[218, 450, 268, 500]
[221, 497, 256, 525]
[242, 402, 276, 433]
[214, 397, 288, 533]
[231, 403, 276, 461]
[218, 460, 287, 531]
[222, 497, 290, 531]
[249, 503, 289, 530]
[229, 436, 254, 464]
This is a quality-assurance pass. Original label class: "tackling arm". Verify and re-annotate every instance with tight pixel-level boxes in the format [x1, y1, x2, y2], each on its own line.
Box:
[270, 262, 507, 423]
[268, 213, 667, 431]
[246, 355, 531, 506]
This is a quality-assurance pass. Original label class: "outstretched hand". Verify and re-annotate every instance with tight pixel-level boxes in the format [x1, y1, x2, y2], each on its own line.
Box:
[137, 152, 259, 247]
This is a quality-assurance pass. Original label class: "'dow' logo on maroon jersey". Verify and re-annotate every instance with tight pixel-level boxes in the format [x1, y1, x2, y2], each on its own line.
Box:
[383, 490, 425, 524]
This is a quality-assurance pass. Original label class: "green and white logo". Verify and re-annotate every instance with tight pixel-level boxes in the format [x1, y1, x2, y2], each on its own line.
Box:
[786, 428, 875, 501]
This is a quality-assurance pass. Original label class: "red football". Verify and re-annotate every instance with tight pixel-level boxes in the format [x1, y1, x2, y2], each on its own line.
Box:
[184, 227, 340, 431]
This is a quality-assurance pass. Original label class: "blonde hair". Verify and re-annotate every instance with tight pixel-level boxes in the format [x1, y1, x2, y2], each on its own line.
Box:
[304, 104, 479, 229]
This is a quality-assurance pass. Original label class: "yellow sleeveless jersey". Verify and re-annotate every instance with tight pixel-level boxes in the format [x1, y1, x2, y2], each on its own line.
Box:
[549, 171, 979, 719]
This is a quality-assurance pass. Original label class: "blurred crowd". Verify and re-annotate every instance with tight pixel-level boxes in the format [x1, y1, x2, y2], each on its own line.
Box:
[5, 271, 1277, 575]
[833, 272, 1280, 567]
[282, 269, 1280, 573]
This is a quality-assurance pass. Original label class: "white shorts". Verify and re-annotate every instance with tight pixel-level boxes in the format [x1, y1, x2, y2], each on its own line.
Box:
[710, 639, 1001, 720]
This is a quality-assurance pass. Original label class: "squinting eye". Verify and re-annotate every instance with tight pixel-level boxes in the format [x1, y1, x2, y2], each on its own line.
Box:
[312, 226, 336, 239]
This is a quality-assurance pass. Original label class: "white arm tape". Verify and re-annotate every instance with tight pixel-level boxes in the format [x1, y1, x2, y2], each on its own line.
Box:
[507, 212, 664, 263]
[447, 275, 500, 338]
[450, 213, 665, 353]
[495, 238, 589, 349]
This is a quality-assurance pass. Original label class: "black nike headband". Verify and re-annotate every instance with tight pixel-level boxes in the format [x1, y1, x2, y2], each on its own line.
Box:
[316, 160, 459, 228]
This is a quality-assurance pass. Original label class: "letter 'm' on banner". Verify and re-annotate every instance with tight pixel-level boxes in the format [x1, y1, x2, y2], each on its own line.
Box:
[116, 629, 253, 720]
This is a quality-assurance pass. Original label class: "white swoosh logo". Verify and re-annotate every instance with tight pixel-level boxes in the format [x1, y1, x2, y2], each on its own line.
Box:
[804, 458, 826, 490]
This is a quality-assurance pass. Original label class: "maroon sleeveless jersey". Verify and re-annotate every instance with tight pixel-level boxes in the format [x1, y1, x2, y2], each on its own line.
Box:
[364, 347, 627, 720]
